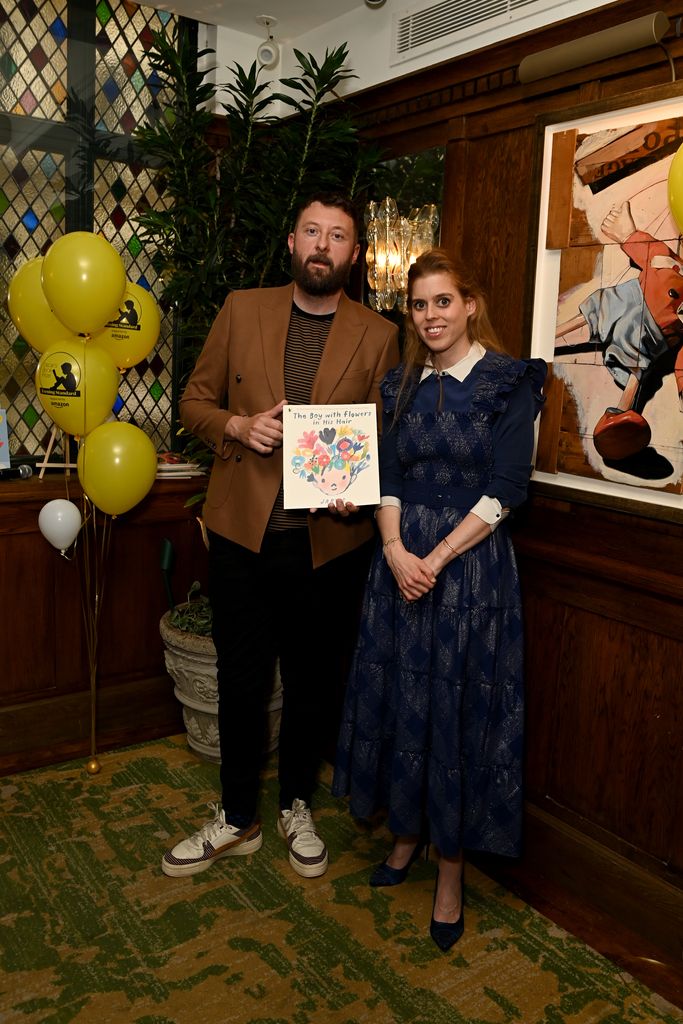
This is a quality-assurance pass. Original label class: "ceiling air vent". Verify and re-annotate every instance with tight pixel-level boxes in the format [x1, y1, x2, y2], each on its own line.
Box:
[391, 0, 560, 65]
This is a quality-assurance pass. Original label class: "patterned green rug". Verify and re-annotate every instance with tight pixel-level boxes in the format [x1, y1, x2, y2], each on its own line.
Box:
[1, 736, 681, 1024]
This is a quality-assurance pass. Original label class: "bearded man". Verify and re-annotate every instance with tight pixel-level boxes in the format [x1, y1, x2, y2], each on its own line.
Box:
[162, 193, 399, 881]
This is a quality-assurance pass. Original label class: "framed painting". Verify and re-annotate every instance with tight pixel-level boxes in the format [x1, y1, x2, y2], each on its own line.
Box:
[528, 84, 683, 521]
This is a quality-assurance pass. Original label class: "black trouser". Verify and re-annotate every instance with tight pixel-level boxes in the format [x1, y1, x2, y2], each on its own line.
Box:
[207, 527, 372, 823]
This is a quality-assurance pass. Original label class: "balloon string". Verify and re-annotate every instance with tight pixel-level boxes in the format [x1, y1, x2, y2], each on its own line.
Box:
[78, 497, 112, 760]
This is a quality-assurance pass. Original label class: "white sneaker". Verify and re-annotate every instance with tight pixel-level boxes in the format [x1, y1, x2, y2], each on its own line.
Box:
[162, 803, 262, 877]
[277, 798, 328, 878]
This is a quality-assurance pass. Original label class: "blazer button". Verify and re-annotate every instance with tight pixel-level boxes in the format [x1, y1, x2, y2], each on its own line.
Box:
[235, 374, 242, 383]
[235, 454, 242, 462]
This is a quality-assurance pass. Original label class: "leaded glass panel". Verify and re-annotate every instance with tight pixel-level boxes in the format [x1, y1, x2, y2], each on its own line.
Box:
[93, 157, 173, 451]
[0, 1, 68, 122]
[95, 2, 174, 136]
[0, 141, 67, 457]
[1, 1, 180, 461]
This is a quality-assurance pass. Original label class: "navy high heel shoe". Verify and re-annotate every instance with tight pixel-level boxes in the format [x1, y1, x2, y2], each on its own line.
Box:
[369, 840, 427, 887]
[430, 870, 464, 951]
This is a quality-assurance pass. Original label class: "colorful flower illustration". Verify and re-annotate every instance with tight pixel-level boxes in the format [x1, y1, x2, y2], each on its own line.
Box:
[290, 422, 372, 497]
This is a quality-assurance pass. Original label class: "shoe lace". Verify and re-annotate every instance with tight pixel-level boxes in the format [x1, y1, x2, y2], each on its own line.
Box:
[196, 801, 227, 843]
[289, 798, 316, 836]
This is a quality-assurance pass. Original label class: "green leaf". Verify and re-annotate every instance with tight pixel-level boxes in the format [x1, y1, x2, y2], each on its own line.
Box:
[133, 31, 386, 458]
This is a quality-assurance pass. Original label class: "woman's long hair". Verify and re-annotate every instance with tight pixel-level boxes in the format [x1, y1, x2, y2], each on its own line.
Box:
[394, 248, 503, 419]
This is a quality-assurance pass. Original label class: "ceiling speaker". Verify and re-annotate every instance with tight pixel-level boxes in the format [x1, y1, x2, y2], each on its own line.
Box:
[257, 40, 279, 68]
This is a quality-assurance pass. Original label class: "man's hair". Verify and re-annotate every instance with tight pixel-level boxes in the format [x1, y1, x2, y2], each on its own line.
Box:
[293, 192, 361, 240]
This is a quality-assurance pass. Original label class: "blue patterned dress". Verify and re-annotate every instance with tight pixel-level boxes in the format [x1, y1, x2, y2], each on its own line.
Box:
[333, 351, 546, 858]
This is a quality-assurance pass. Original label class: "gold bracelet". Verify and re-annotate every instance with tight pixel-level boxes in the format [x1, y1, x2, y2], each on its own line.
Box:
[383, 536, 401, 551]
[441, 535, 461, 556]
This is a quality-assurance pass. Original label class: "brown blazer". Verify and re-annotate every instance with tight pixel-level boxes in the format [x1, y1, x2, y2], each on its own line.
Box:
[180, 283, 400, 568]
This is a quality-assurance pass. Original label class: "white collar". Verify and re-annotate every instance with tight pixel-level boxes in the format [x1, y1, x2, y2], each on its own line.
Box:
[419, 341, 486, 382]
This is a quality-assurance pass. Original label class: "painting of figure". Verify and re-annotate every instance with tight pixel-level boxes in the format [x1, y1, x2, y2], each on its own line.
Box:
[547, 113, 683, 495]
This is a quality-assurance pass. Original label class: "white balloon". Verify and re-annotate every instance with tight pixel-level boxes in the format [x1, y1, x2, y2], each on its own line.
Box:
[38, 499, 82, 553]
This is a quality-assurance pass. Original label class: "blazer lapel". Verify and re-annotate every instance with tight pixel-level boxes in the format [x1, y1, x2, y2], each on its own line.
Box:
[260, 283, 295, 403]
[311, 292, 366, 404]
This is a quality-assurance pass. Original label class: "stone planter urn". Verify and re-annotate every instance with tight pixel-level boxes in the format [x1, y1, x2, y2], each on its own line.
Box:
[160, 608, 282, 763]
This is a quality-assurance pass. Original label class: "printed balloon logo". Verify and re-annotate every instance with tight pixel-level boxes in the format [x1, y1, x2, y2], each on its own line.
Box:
[36, 346, 82, 401]
[90, 281, 160, 368]
[35, 339, 120, 436]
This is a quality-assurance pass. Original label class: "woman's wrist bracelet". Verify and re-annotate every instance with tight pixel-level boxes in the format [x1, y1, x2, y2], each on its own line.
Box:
[441, 535, 461, 556]
[383, 536, 401, 552]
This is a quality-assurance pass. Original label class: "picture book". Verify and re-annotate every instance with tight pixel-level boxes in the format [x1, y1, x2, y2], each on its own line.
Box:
[282, 403, 379, 509]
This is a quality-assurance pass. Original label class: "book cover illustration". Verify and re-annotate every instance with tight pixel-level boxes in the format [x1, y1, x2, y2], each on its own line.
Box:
[282, 403, 379, 509]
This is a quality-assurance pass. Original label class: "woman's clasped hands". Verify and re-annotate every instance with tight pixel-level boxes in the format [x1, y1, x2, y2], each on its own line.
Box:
[383, 539, 439, 602]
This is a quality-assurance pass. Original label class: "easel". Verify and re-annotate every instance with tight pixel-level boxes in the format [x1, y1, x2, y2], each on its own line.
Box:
[36, 424, 78, 479]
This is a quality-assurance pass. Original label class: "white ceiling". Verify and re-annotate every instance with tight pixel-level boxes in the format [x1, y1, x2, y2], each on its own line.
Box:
[151, 0, 366, 38]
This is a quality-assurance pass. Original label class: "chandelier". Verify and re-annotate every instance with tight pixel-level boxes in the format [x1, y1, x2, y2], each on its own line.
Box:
[365, 197, 440, 313]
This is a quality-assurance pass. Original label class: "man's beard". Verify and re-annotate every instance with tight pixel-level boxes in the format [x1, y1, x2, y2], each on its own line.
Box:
[291, 248, 354, 297]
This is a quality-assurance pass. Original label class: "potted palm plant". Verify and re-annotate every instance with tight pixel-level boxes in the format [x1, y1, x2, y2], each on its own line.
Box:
[134, 26, 382, 475]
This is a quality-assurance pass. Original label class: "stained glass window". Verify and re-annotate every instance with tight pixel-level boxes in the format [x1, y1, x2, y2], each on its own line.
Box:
[0, 0, 179, 462]
[95, 1, 172, 135]
[1, 1, 69, 122]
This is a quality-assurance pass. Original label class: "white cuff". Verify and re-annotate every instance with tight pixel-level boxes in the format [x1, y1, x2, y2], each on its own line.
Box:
[379, 495, 402, 510]
[471, 495, 508, 530]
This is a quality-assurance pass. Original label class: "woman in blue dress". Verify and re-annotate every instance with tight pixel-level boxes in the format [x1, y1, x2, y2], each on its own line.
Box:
[333, 249, 545, 951]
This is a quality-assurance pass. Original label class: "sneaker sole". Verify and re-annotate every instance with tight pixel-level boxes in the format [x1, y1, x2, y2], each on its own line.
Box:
[277, 818, 328, 878]
[161, 829, 263, 878]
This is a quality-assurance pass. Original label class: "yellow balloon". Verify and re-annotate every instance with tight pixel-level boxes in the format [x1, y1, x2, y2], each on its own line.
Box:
[35, 339, 120, 436]
[42, 232, 127, 334]
[89, 281, 161, 368]
[77, 422, 157, 515]
[7, 257, 80, 353]
[669, 143, 683, 234]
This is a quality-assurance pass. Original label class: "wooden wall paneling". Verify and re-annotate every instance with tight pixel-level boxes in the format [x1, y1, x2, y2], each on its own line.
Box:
[53, 534, 89, 695]
[439, 126, 467, 256]
[516, 504, 683, 875]
[514, 496, 683, 603]
[453, 125, 538, 357]
[520, 803, 683, 965]
[545, 603, 681, 864]
[0, 532, 59, 702]
[0, 494, 87, 704]
[1, 690, 93, 769]
[0, 478, 208, 776]
[520, 582, 565, 801]
[518, 542, 683, 641]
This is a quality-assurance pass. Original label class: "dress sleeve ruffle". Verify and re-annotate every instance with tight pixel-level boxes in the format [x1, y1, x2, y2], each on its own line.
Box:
[380, 364, 409, 415]
[473, 353, 547, 419]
